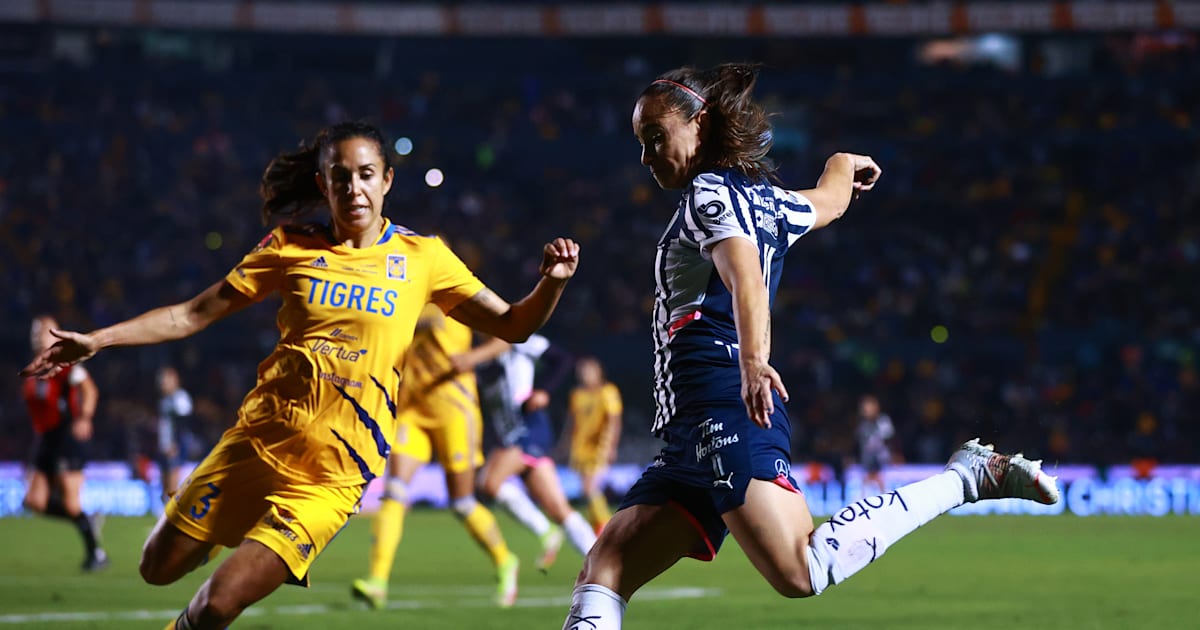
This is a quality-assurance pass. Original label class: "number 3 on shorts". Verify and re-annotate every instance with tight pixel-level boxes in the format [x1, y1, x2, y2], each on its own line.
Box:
[190, 483, 222, 520]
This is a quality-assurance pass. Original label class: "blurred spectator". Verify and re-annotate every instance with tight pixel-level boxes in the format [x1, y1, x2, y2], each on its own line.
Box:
[2, 30, 1196, 466]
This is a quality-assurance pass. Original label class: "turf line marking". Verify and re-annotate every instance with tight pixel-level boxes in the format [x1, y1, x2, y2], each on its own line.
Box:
[0, 586, 721, 624]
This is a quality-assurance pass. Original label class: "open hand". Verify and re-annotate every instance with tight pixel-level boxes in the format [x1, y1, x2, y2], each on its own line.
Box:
[19, 329, 98, 379]
[740, 359, 789, 429]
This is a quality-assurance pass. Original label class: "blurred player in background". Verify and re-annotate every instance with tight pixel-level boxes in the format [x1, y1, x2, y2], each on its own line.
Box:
[22, 121, 580, 630]
[563, 64, 1058, 629]
[856, 394, 895, 497]
[21, 315, 108, 572]
[478, 335, 597, 570]
[566, 357, 623, 533]
[156, 366, 195, 503]
[351, 304, 520, 609]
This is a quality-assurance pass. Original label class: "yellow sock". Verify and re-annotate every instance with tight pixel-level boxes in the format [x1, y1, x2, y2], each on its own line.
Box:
[587, 492, 612, 529]
[461, 503, 512, 566]
[368, 498, 406, 581]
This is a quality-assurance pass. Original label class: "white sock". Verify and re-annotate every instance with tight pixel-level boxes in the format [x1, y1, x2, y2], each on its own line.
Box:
[563, 511, 597, 555]
[563, 584, 625, 630]
[496, 480, 551, 537]
[806, 470, 964, 594]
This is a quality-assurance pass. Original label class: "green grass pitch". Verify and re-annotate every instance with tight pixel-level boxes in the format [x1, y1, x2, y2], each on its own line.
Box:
[0, 511, 1195, 629]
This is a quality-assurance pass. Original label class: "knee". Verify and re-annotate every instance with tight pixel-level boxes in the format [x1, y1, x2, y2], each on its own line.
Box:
[382, 477, 410, 505]
[193, 587, 245, 626]
[139, 552, 178, 586]
[22, 496, 46, 513]
[450, 496, 477, 520]
[139, 545, 188, 586]
[576, 542, 615, 586]
[770, 571, 816, 599]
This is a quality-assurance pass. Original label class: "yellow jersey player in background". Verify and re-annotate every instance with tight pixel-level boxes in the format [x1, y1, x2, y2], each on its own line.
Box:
[566, 357, 623, 532]
[21, 121, 581, 630]
[352, 303, 520, 609]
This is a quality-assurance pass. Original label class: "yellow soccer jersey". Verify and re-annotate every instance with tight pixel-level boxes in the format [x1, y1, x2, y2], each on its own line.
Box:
[569, 383, 623, 456]
[398, 303, 478, 428]
[224, 220, 485, 486]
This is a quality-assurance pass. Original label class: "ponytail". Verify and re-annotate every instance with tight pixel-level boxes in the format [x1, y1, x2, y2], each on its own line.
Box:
[641, 62, 776, 182]
[259, 121, 392, 225]
[260, 142, 323, 224]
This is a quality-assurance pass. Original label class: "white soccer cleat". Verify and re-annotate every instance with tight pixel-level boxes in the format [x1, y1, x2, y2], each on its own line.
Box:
[946, 438, 1060, 505]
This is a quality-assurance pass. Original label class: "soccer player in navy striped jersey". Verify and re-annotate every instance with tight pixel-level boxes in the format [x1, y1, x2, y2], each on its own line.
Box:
[562, 63, 1060, 629]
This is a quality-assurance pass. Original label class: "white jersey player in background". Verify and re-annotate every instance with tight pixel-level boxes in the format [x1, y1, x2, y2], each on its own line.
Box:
[156, 366, 194, 503]
[476, 334, 597, 570]
[562, 62, 1060, 629]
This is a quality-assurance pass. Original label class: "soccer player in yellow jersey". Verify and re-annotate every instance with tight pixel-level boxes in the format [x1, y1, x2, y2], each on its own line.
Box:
[351, 303, 521, 609]
[21, 121, 580, 630]
[566, 357, 623, 532]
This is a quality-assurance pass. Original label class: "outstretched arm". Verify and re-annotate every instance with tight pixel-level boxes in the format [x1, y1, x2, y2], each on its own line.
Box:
[799, 153, 882, 230]
[21, 280, 253, 378]
[449, 238, 580, 342]
[447, 336, 512, 376]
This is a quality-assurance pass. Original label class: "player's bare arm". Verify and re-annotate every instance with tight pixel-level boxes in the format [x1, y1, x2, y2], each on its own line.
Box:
[70, 372, 100, 441]
[711, 236, 789, 429]
[20, 280, 253, 379]
[799, 153, 882, 230]
[449, 238, 580, 342]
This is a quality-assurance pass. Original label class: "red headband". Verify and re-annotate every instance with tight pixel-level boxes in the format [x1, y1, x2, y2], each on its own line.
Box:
[653, 79, 708, 106]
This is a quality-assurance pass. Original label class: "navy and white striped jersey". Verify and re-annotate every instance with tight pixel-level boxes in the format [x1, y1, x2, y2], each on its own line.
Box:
[650, 170, 816, 434]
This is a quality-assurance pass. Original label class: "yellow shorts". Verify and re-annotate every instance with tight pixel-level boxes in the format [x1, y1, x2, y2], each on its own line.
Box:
[571, 449, 607, 477]
[392, 393, 484, 474]
[165, 427, 364, 585]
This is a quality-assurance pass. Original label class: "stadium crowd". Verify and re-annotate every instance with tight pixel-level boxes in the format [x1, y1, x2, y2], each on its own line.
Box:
[2, 30, 1196, 470]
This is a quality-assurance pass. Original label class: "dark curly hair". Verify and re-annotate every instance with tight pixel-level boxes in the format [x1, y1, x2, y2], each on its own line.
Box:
[640, 62, 775, 182]
[259, 121, 392, 224]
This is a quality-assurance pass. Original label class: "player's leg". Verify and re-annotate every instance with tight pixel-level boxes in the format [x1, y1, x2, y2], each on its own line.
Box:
[481, 446, 555, 539]
[167, 539, 289, 630]
[522, 461, 596, 558]
[351, 451, 422, 609]
[141, 516, 219, 585]
[55, 469, 107, 570]
[446, 467, 520, 606]
[144, 429, 267, 586]
[580, 464, 612, 531]
[564, 504, 699, 630]
[172, 466, 363, 629]
[21, 469, 50, 513]
[725, 439, 1059, 598]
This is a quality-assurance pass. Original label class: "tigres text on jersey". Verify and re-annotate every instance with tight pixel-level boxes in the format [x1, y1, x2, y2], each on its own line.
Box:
[224, 220, 485, 486]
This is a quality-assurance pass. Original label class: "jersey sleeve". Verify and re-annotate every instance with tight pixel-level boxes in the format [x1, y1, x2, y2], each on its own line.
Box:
[174, 390, 194, 416]
[684, 172, 759, 260]
[428, 237, 487, 314]
[68, 364, 89, 386]
[603, 383, 623, 415]
[225, 228, 287, 301]
[775, 187, 818, 248]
